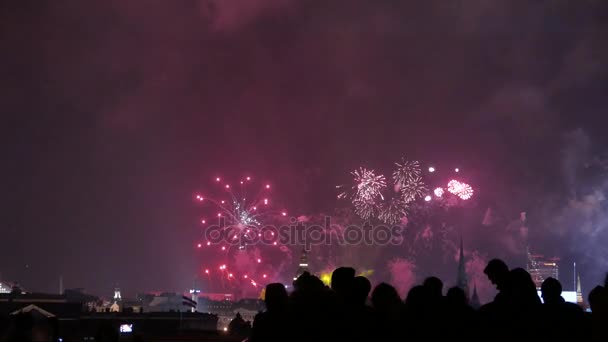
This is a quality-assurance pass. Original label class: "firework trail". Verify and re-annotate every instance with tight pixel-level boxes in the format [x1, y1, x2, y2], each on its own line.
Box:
[378, 198, 409, 225]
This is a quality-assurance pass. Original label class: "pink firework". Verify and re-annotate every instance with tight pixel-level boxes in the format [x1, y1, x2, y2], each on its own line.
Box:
[194, 174, 292, 293]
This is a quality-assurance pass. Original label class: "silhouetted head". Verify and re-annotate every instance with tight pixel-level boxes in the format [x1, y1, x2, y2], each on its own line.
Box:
[293, 271, 325, 293]
[588, 285, 606, 314]
[446, 286, 467, 306]
[371, 283, 401, 312]
[509, 268, 540, 305]
[352, 276, 371, 305]
[423, 276, 443, 298]
[264, 283, 288, 312]
[331, 267, 356, 294]
[541, 277, 562, 304]
[484, 259, 509, 290]
[405, 285, 429, 310]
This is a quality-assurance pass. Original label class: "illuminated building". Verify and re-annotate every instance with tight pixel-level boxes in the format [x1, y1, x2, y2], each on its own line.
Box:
[526, 248, 559, 289]
[0, 282, 12, 294]
[294, 248, 309, 281]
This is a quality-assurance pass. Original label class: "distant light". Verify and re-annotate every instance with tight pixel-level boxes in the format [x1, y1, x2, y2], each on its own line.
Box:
[225, 184, 230, 189]
[221, 200, 225, 204]
[201, 219, 206, 224]
[273, 241, 277, 246]
[455, 168, 460, 173]
[251, 282, 257, 286]
[424, 195, 432, 202]
[217, 213, 221, 217]
[221, 246, 226, 251]
[244, 275, 248, 279]
[281, 212, 287, 216]
[223, 327, 228, 332]
[253, 206, 257, 210]
[216, 177, 221, 182]
[240, 181, 243, 184]
[197, 243, 202, 248]
[265, 184, 270, 189]
[207, 241, 211, 246]
[263, 199, 268, 205]
[263, 274, 267, 278]
[428, 167, 435, 173]
[205, 269, 209, 274]
[246, 177, 251, 181]
[229, 273, 233, 277]
[299, 263, 308, 267]
[257, 258, 261, 263]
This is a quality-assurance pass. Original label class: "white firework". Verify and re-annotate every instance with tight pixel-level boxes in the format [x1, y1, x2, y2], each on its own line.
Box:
[393, 158, 422, 188]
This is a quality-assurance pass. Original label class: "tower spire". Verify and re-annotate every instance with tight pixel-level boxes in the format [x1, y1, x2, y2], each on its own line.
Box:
[470, 282, 481, 309]
[456, 237, 468, 293]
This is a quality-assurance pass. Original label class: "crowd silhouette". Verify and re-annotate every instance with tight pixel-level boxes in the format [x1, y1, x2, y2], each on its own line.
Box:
[248, 259, 608, 342]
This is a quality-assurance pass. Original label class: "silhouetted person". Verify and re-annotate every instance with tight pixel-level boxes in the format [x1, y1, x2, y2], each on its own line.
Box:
[342, 276, 375, 341]
[331, 267, 356, 296]
[423, 276, 447, 336]
[423, 276, 443, 298]
[228, 312, 249, 337]
[479, 259, 511, 338]
[505, 268, 541, 337]
[540, 277, 584, 339]
[445, 286, 476, 338]
[371, 283, 402, 339]
[251, 283, 290, 342]
[290, 272, 336, 342]
[403, 285, 430, 337]
[483, 258, 510, 303]
[588, 285, 607, 342]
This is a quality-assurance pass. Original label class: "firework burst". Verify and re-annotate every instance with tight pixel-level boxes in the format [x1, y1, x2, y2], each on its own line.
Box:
[194, 175, 291, 293]
[378, 198, 409, 224]
[393, 158, 422, 188]
[339, 157, 428, 224]
[399, 176, 428, 203]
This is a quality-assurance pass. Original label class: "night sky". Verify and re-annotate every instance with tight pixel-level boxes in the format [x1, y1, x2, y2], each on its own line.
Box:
[1, 1, 607, 298]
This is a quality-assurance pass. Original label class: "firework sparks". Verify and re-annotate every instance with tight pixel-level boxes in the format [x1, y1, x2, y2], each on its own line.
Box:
[393, 158, 422, 188]
[457, 183, 474, 200]
[434, 187, 444, 197]
[196, 176, 287, 249]
[447, 180, 462, 195]
[378, 198, 408, 224]
[339, 157, 428, 222]
[446, 179, 474, 200]
[399, 176, 427, 203]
